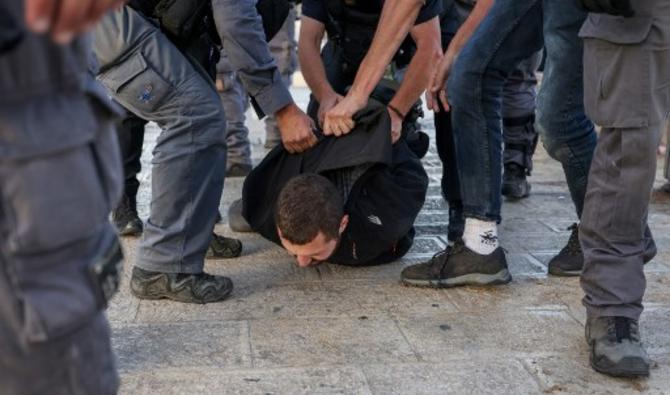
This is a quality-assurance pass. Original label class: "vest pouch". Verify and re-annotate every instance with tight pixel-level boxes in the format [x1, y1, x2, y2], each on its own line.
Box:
[154, 0, 209, 40]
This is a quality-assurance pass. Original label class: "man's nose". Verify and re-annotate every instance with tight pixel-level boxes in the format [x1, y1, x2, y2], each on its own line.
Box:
[296, 255, 313, 267]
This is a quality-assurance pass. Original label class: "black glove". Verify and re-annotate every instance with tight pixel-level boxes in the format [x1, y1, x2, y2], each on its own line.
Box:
[581, 0, 635, 17]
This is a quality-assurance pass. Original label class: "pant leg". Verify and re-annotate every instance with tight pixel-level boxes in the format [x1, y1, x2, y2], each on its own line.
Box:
[536, 0, 597, 218]
[447, 0, 543, 222]
[0, 122, 122, 395]
[116, 113, 148, 202]
[95, 7, 227, 273]
[265, 4, 298, 143]
[217, 50, 252, 168]
[502, 51, 541, 171]
[580, 126, 662, 320]
[579, 13, 670, 319]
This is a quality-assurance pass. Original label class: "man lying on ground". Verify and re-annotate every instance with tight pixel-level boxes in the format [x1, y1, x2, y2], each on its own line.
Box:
[233, 92, 429, 267]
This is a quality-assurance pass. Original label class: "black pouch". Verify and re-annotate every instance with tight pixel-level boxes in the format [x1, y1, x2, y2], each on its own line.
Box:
[154, 0, 210, 40]
[0, 3, 24, 54]
[87, 233, 123, 310]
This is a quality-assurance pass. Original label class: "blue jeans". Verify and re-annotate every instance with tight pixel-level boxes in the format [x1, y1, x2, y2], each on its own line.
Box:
[448, 0, 596, 222]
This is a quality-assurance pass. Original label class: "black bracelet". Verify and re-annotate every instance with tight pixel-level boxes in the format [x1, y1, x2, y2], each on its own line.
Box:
[387, 104, 405, 119]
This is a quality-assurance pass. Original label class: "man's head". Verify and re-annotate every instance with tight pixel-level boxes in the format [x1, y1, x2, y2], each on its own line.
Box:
[275, 174, 349, 267]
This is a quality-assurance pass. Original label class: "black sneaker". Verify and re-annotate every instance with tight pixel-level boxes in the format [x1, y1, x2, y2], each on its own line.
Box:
[130, 267, 233, 304]
[112, 195, 143, 237]
[502, 163, 531, 199]
[226, 163, 252, 178]
[228, 199, 252, 233]
[401, 241, 512, 288]
[586, 316, 650, 377]
[548, 223, 583, 277]
[206, 233, 243, 259]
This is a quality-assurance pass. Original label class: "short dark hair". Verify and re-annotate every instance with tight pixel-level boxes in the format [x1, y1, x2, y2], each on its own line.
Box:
[275, 174, 344, 245]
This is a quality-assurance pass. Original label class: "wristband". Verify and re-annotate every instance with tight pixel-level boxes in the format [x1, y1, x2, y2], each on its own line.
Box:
[388, 104, 405, 119]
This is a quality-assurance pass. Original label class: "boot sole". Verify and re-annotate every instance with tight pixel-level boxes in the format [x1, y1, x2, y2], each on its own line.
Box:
[402, 269, 512, 288]
[548, 267, 582, 277]
[502, 184, 531, 200]
[130, 281, 233, 304]
[590, 353, 650, 378]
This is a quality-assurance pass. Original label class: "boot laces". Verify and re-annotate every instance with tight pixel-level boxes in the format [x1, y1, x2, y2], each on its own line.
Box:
[562, 223, 581, 255]
[607, 317, 639, 343]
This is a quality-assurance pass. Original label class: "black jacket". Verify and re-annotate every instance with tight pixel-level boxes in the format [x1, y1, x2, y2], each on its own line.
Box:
[242, 99, 428, 266]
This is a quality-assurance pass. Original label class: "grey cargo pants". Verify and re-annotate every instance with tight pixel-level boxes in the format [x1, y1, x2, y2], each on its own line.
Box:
[0, 124, 121, 395]
[95, 6, 227, 273]
[264, 4, 298, 147]
[579, 6, 670, 320]
[217, 51, 252, 168]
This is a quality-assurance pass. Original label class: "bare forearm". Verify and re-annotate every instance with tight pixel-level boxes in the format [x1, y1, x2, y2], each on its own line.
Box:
[390, 20, 442, 114]
[444, 0, 493, 60]
[299, 43, 336, 103]
[348, 0, 424, 101]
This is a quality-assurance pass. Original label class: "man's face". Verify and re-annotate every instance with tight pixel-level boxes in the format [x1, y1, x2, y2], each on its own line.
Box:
[278, 215, 349, 268]
[280, 231, 340, 267]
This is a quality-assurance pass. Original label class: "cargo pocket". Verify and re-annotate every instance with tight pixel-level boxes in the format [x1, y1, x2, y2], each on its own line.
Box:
[1, 144, 117, 344]
[98, 51, 173, 114]
[580, 16, 654, 128]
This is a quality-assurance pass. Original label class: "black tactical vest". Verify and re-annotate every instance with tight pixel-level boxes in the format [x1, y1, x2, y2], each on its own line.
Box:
[323, 0, 416, 69]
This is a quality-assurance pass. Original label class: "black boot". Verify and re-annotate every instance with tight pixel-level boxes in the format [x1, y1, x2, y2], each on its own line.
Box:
[130, 267, 233, 304]
[112, 194, 143, 236]
[502, 163, 531, 199]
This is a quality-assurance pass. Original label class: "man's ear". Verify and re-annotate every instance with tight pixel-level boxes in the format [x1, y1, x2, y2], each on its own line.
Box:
[339, 215, 349, 234]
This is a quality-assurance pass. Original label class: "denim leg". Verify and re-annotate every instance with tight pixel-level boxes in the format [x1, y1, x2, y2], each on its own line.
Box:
[536, 0, 597, 218]
[447, 0, 543, 222]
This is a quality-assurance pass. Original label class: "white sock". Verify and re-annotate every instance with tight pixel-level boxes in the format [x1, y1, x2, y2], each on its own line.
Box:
[462, 218, 498, 255]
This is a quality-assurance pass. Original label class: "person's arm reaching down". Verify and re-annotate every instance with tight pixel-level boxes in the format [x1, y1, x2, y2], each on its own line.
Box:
[323, 0, 426, 137]
[212, 0, 317, 153]
[387, 16, 442, 143]
[426, 0, 493, 112]
[298, 15, 343, 127]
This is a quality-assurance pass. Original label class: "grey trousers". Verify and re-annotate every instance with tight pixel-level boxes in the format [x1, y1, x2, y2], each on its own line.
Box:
[0, 124, 121, 395]
[502, 51, 542, 169]
[217, 52, 252, 168]
[95, 6, 227, 273]
[264, 5, 298, 146]
[580, 11, 670, 319]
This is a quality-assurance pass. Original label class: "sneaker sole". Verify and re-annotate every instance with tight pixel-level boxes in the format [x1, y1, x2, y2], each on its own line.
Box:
[590, 354, 650, 378]
[402, 269, 512, 288]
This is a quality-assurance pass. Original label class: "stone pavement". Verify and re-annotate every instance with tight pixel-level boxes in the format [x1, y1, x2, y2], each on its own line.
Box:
[109, 87, 670, 394]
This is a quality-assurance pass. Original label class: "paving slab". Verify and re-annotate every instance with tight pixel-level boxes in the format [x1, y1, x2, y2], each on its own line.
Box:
[249, 316, 419, 368]
[112, 321, 251, 373]
[362, 359, 540, 395]
[121, 366, 372, 395]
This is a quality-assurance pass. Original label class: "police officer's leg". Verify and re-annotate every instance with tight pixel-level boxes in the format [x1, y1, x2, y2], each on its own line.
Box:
[112, 112, 147, 235]
[265, 4, 297, 148]
[501, 51, 541, 200]
[217, 51, 252, 177]
[95, 7, 237, 303]
[219, 74, 252, 176]
[0, 123, 122, 395]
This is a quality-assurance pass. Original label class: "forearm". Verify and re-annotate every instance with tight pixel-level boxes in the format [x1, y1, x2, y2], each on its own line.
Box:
[348, 0, 425, 101]
[299, 39, 336, 103]
[444, 0, 493, 60]
[390, 21, 442, 114]
[212, 0, 293, 115]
